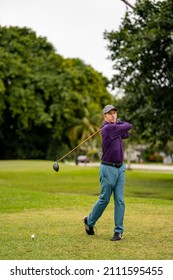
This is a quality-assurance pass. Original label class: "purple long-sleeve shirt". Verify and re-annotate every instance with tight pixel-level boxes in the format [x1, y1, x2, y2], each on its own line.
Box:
[101, 120, 132, 163]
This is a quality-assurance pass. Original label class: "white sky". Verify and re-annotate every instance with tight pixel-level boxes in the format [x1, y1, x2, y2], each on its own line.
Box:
[0, 0, 136, 79]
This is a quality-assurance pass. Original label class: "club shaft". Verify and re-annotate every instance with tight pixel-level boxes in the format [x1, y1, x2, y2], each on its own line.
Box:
[57, 129, 101, 162]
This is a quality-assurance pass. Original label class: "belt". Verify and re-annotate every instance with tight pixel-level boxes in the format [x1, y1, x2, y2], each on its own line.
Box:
[101, 161, 123, 168]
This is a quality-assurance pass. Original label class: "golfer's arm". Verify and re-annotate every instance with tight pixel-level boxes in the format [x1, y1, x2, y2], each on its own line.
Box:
[110, 122, 132, 139]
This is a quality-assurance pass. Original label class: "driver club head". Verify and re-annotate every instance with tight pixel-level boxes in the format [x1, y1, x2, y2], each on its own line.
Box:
[53, 162, 59, 172]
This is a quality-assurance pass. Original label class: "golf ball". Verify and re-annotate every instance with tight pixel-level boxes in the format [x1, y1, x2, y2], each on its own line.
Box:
[31, 234, 35, 239]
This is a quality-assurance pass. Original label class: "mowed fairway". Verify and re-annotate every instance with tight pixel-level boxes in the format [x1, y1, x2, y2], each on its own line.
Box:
[0, 160, 173, 260]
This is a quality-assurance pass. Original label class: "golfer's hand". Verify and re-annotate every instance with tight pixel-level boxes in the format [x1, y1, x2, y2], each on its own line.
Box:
[116, 119, 122, 124]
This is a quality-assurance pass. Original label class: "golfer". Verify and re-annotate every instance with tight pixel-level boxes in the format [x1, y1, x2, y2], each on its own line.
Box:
[84, 105, 132, 241]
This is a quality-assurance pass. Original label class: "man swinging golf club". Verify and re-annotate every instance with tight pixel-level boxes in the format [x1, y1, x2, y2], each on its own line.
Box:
[84, 105, 132, 241]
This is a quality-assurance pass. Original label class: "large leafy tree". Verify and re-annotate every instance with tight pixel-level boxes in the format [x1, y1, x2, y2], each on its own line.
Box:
[0, 26, 113, 159]
[49, 58, 111, 161]
[0, 26, 64, 158]
[104, 0, 173, 146]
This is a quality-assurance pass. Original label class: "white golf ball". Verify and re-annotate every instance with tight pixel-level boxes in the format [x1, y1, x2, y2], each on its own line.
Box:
[31, 234, 35, 239]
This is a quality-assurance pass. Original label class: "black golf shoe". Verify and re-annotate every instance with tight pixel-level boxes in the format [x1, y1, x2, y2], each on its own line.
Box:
[83, 216, 94, 235]
[110, 232, 123, 241]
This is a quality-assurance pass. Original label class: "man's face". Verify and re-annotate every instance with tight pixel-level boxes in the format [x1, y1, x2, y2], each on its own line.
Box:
[104, 110, 117, 123]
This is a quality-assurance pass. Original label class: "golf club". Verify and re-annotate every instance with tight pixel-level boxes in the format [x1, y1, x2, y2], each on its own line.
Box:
[53, 128, 101, 172]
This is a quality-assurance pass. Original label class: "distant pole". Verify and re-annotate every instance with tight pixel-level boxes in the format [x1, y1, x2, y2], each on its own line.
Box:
[121, 0, 135, 10]
[127, 145, 132, 170]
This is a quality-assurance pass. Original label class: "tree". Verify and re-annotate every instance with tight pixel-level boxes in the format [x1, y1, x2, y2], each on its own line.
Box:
[53, 58, 111, 162]
[104, 0, 173, 147]
[66, 103, 102, 163]
[0, 26, 64, 158]
[0, 26, 113, 159]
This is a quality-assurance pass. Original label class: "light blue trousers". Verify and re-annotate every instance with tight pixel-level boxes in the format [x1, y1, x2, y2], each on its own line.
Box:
[88, 163, 126, 233]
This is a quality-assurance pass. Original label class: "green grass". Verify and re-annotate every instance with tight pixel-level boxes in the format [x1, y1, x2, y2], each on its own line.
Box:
[0, 160, 173, 260]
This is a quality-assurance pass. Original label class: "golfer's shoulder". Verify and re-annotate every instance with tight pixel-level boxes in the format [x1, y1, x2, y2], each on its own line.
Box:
[102, 123, 113, 129]
[101, 123, 116, 134]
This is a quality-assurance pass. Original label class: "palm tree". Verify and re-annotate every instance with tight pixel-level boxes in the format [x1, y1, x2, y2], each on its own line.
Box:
[67, 104, 102, 163]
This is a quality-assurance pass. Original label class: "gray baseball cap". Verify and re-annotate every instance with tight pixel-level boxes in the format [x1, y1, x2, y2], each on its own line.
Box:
[103, 105, 118, 114]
